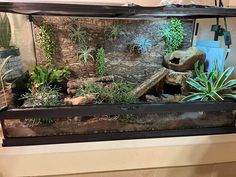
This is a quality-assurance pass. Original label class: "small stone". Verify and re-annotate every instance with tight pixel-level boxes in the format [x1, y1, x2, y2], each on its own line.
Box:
[163, 47, 206, 72]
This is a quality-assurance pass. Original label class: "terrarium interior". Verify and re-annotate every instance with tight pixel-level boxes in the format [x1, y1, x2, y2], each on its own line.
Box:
[1, 5, 236, 140]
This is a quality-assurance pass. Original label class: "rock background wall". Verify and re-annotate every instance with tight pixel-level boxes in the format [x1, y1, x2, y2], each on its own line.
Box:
[33, 17, 193, 85]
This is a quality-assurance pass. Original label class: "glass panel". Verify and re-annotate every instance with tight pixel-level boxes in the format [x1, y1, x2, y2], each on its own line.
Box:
[3, 110, 235, 138]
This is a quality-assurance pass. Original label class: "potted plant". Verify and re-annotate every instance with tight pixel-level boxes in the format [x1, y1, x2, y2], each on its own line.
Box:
[0, 56, 12, 108]
[0, 13, 20, 81]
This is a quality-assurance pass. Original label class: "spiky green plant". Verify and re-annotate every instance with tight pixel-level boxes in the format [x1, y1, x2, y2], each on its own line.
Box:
[22, 85, 62, 125]
[77, 47, 94, 63]
[182, 61, 236, 101]
[106, 25, 124, 40]
[0, 14, 11, 48]
[68, 25, 87, 46]
[130, 36, 152, 54]
[75, 82, 137, 104]
[0, 56, 12, 91]
[162, 18, 184, 55]
[96, 48, 106, 76]
[37, 24, 57, 65]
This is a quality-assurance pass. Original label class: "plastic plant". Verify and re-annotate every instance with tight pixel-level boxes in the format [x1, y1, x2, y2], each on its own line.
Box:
[130, 36, 152, 54]
[68, 25, 87, 46]
[162, 18, 184, 55]
[30, 65, 70, 88]
[182, 61, 236, 101]
[96, 48, 106, 76]
[0, 14, 11, 48]
[77, 47, 94, 63]
[106, 25, 124, 40]
[22, 85, 62, 125]
[37, 24, 57, 65]
[0, 56, 12, 91]
[75, 82, 137, 104]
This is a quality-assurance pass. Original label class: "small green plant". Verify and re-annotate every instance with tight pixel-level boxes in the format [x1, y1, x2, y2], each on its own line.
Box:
[96, 48, 106, 76]
[77, 47, 94, 63]
[0, 14, 11, 48]
[68, 25, 87, 46]
[37, 24, 57, 65]
[106, 25, 124, 40]
[0, 56, 12, 91]
[162, 18, 184, 55]
[183, 61, 236, 101]
[22, 85, 62, 125]
[130, 36, 152, 54]
[30, 65, 70, 88]
[75, 82, 137, 104]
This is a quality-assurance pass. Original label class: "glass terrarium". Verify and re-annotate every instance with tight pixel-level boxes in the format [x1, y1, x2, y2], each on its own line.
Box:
[0, 1, 236, 146]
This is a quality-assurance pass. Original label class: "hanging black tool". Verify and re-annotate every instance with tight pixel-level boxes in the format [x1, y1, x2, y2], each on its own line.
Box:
[211, 0, 232, 60]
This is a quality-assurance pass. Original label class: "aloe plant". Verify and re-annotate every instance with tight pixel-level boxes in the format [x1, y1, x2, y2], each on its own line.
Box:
[77, 47, 94, 63]
[68, 25, 87, 46]
[106, 25, 124, 40]
[0, 14, 11, 48]
[0, 56, 12, 91]
[183, 61, 236, 101]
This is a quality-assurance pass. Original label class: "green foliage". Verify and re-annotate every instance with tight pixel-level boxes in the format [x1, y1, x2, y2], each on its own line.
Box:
[68, 25, 87, 46]
[130, 36, 152, 54]
[183, 61, 236, 101]
[162, 18, 184, 55]
[106, 25, 124, 40]
[77, 47, 94, 63]
[37, 24, 56, 65]
[22, 85, 62, 125]
[0, 56, 12, 91]
[75, 82, 137, 104]
[30, 65, 70, 88]
[96, 48, 106, 76]
[0, 14, 11, 48]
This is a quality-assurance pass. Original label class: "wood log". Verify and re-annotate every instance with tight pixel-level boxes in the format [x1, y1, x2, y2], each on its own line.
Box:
[133, 68, 169, 97]
[64, 94, 96, 105]
[67, 76, 114, 89]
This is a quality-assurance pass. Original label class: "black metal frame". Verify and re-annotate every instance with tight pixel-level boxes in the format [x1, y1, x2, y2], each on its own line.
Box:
[1, 2, 236, 18]
[1, 101, 236, 146]
[0, 1, 236, 146]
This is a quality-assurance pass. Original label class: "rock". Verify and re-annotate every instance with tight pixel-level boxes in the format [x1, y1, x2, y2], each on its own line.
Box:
[164, 69, 193, 94]
[163, 47, 206, 72]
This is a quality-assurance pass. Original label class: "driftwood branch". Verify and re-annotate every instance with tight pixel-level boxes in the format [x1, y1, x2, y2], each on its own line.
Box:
[64, 94, 96, 105]
[67, 76, 114, 89]
[133, 68, 169, 97]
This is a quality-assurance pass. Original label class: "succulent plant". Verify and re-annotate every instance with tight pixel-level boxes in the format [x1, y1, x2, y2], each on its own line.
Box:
[130, 36, 152, 54]
[183, 61, 236, 101]
[0, 56, 12, 91]
[68, 24, 87, 46]
[77, 47, 95, 63]
[106, 25, 124, 40]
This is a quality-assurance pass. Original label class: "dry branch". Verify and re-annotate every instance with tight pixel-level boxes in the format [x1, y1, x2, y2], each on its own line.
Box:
[133, 68, 169, 97]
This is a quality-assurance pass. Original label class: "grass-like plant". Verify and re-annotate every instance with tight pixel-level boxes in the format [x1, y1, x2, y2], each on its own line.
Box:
[162, 18, 184, 55]
[77, 47, 94, 63]
[68, 25, 87, 46]
[96, 48, 106, 76]
[0, 14, 11, 48]
[22, 85, 62, 125]
[0, 56, 12, 91]
[37, 24, 57, 65]
[75, 82, 137, 104]
[30, 65, 70, 88]
[106, 25, 124, 40]
[130, 36, 152, 54]
[182, 61, 236, 101]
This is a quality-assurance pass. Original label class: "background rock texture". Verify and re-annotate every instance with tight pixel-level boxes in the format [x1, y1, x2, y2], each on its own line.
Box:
[33, 17, 193, 85]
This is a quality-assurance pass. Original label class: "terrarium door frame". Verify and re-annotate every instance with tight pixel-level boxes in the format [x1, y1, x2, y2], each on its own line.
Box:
[0, 1, 236, 146]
